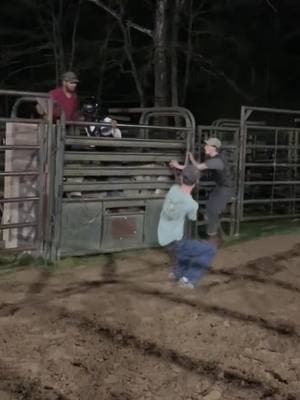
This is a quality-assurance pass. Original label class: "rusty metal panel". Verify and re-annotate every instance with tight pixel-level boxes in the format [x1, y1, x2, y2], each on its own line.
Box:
[102, 213, 144, 250]
[144, 199, 164, 246]
[61, 201, 102, 254]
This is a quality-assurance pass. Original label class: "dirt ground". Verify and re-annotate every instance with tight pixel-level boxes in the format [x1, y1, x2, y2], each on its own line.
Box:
[0, 235, 300, 400]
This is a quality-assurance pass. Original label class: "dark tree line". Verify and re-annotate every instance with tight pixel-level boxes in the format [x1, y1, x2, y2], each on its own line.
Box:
[0, 0, 300, 122]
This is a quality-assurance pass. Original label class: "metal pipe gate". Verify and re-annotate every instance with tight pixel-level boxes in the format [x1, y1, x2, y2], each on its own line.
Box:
[51, 108, 194, 259]
[237, 106, 300, 233]
[0, 90, 54, 258]
[1, 91, 299, 261]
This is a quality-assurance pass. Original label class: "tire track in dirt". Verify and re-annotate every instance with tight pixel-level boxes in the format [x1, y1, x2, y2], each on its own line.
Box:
[207, 242, 300, 293]
[1, 265, 299, 339]
[0, 360, 70, 400]
[1, 289, 297, 398]
[50, 308, 293, 400]
[2, 275, 298, 339]
[124, 285, 299, 337]
[0, 243, 299, 399]
[222, 243, 300, 278]
[0, 302, 20, 317]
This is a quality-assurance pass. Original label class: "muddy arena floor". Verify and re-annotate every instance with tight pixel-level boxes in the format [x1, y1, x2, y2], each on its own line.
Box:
[0, 235, 300, 400]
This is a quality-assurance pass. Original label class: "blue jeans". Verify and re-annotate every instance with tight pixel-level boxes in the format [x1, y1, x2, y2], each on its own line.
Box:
[168, 239, 217, 286]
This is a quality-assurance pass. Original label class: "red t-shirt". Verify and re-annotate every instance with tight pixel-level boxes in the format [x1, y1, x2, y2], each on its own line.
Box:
[49, 87, 80, 121]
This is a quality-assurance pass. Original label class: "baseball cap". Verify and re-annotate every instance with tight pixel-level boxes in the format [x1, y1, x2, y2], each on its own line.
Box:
[204, 137, 222, 149]
[62, 71, 79, 83]
[181, 165, 200, 186]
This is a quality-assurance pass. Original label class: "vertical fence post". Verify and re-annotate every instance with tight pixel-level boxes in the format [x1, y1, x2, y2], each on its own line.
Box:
[50, 119, 65, 261]
[236, 106, 249, 235]
[294, 130, 299, 214]
[37, 120, 47, 257]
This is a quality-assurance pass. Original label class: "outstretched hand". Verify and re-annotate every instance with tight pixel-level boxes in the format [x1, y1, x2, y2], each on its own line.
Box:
[169, 160, 184, 170]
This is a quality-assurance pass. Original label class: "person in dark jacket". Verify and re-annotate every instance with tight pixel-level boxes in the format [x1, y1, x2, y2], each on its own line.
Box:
[170, 138, 233, 247]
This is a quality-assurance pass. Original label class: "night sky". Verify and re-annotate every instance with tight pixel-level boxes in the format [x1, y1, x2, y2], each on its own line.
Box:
[1, 0, 300, 123]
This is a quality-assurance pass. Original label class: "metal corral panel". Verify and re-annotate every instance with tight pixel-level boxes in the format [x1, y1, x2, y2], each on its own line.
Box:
[61, 201, 102, 254]
[144, 199, 163, 245]
[3, 123, 39, 249]
[102, 213, 144, 250]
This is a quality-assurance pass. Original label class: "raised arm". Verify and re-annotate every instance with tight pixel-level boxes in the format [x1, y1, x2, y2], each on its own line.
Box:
[188, 152, 208, 171]
[169, 160, 185, 170]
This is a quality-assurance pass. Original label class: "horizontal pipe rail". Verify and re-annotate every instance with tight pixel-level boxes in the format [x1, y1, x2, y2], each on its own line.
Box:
[0, 89, 49, 97]
[0, 246, 37, 254]
[245, 163, 300, 167]
[247, 125, 300, 131]
[0, 171, 38, 177]
[245, 144, 300, 149]
[244, 181, 300, 185]
[0, 222, 37, 230]
[0, 145, 40, 150]
[62, 194, 165, 203]
[65, 137, 185, 149]
[0, 197, 39, 203]
[64, 166, 173, 176]
[63, 181, 172, 192]
[64, 152, 183, 162]
[243, 105, 300, 115]
[243, 198, 300, 204]
[0, 117, 45, 124]
[197, 125, 239, 131]
[241, 214, 300, 221]
[65, 120, 193, 132]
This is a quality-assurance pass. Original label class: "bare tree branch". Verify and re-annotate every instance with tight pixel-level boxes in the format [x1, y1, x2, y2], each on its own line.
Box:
[1, 43, 52, 58]
[87, 0, 121, 21]
[0, 62, 54, 86]
[126, 21, 153, 38]
[183, 0, 194, 105]
[96, 23, 116, 100]
[87, 0, 146, 105]
[69, 0, 83, 69]
[265, 0, 278, 13]
[199, 63, 254, 102]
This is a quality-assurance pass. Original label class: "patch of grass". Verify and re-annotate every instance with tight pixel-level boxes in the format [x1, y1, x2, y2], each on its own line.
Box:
[54, 253, 109, 270]
[0, 252, 111, 276]
[0, 254, 16, 266]
[0, 252, 52, 274]
[225, 218, 300, 246]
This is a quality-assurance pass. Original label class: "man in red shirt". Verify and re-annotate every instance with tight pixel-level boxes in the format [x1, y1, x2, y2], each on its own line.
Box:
[49, 71, 80, 122]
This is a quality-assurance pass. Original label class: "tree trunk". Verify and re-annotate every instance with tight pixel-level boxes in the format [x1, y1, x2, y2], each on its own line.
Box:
[153, 0, 169, 107]
[170, 0, 180, 107]
[69, 0, 82, 70]
[47, 0, 65, 84]
[182, 0, 193, 105]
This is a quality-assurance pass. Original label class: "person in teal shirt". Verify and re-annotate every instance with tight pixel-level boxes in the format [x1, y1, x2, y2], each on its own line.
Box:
[158, 165, 217, 289]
